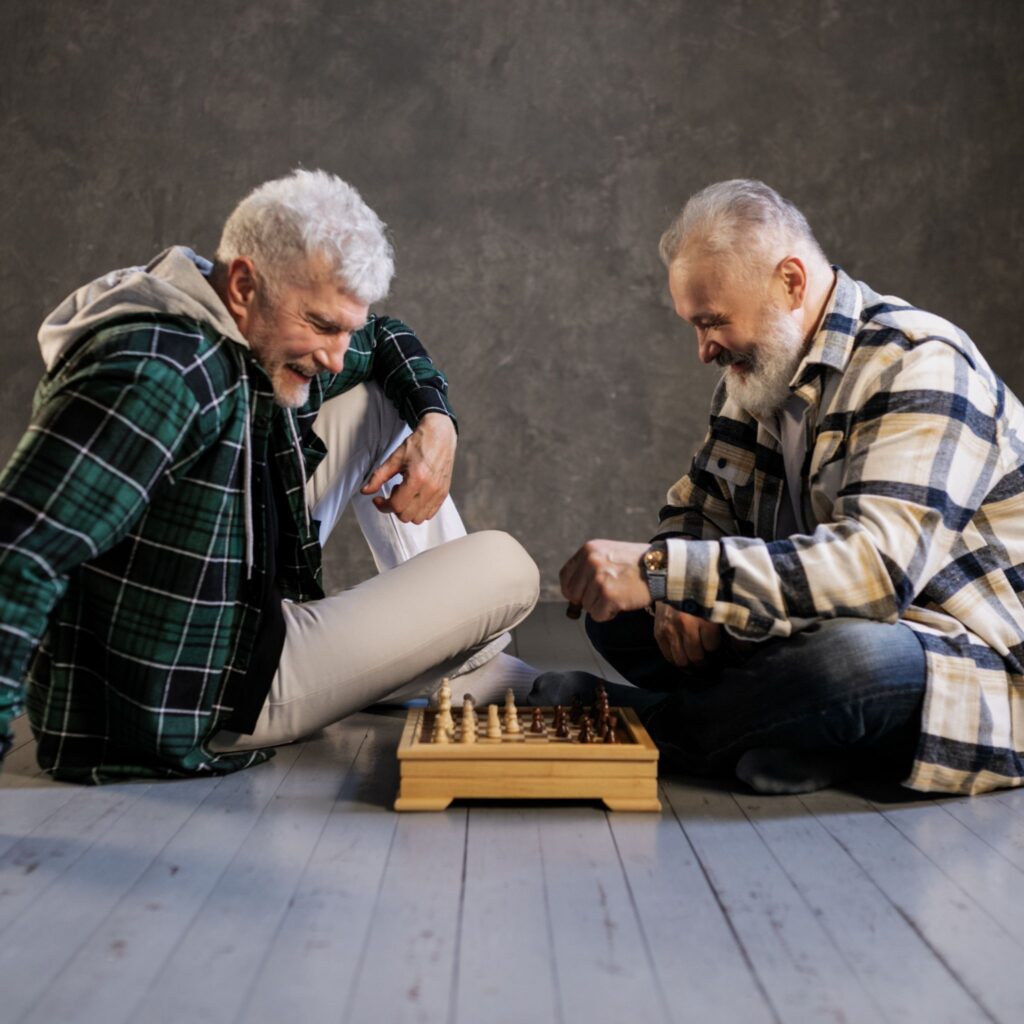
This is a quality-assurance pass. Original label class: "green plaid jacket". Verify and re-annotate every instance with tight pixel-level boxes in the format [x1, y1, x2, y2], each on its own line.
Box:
[0, 311, 453, 782]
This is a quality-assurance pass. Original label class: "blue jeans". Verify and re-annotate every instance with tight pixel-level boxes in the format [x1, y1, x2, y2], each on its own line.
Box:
[530, 614, 926, 778]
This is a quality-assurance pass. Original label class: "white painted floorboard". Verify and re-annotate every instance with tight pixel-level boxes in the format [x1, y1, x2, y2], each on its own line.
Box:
[2, 602, 1024, 1023]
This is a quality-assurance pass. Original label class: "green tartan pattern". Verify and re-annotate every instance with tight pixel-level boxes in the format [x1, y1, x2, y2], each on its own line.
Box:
[0, 311, 453, 782]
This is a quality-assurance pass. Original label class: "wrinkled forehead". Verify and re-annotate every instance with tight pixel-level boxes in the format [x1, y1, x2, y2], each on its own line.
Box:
[668, 253, 739, 318]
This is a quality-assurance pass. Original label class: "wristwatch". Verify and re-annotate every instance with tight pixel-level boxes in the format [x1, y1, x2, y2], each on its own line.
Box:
[640, 541, 668, 602]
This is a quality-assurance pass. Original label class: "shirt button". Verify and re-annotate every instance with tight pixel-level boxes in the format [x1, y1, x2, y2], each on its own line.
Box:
[717, 457, 727, 468]
[682, 599, 698, 614]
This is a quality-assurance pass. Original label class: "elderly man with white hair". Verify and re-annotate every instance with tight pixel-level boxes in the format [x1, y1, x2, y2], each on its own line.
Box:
[0, 169, 539, 782]
[549, 178, 1024, 796]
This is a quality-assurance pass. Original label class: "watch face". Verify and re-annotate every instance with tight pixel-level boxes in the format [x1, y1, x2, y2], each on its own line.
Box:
[644, 548, 667, 572]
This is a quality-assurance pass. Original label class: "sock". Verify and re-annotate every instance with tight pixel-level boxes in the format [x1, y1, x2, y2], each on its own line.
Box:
[450, 652, 540, 705]
[735, 746, 854, 795]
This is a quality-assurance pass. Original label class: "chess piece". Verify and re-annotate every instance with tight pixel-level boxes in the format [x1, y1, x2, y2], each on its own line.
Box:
[555, 711, 570, 739]
[504, 687, 521, 735]
[578, 715, 594, 743]
[434, 677, 455, 738]
[569, 695, 584, 723]
[530, 707, 545, 733]
[603, 722, 618, 744]
[431, 716, 451, 744]
[463, 693, 478, 728]
[486, 703, 502, 739]
[459, 697, 477, 743]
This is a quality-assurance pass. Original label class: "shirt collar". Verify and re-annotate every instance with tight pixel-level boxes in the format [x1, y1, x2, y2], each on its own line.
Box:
[790, 266, 864, 396]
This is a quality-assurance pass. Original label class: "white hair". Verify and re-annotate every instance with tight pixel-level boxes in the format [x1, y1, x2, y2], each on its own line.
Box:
[659, 179, 827, 282]
[216, 169, 394, 304]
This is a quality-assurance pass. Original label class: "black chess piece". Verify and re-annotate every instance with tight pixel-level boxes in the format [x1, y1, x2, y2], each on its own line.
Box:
[603, 723, 618, 744]
[578, 715, 594, 743]
[530, 707, 545, 733]
[569, 695, 584, 723]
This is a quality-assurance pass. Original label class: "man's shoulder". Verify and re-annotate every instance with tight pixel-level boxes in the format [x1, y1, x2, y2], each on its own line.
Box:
[42, 313, 247, 418]
[856, 284, 976, 363]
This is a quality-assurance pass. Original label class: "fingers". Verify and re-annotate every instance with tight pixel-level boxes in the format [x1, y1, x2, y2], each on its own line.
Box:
[361, 448, 404, 496]
[654, 607, 723, 669]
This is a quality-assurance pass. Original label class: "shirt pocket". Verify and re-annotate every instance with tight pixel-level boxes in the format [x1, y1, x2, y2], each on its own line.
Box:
[696, 444, 756, 525]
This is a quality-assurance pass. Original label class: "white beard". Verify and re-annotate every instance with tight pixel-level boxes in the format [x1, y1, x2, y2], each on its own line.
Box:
[721, 308, 807, 420]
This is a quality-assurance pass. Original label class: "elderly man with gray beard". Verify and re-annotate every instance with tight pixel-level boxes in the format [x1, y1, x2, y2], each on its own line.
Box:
[545, 179, 1024, 797]
[0, 169, 539, 782]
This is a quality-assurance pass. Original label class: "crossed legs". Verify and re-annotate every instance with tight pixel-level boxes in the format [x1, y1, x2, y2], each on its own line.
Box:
[210, 383, 539, 752]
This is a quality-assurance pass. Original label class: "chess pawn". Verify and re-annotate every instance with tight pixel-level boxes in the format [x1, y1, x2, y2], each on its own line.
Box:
[504, 688, 522, 735]
[463, 693, 478, 728]
[459, 699, 477, 743]
[436, 676, 452, 709]
[530, 707, 545, 733]
[434, 677, 455, 738]
[578, 715, 594, 743]
[555, 710, 570, 739]
[431, 717, 450, 744]
[486, 703, 502, 739]
[603, 722, 618, 744]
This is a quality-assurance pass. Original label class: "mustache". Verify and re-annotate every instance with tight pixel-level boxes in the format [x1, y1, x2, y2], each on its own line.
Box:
[284, 361, 319, 379]
[716, 349, 755, 370]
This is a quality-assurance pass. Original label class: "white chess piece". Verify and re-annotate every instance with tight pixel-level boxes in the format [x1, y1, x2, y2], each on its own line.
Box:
[459, 697, 476, 744]
[435, 677, 455, 738]
[486, 704, 502, 739]
[504, 687, 521, 735]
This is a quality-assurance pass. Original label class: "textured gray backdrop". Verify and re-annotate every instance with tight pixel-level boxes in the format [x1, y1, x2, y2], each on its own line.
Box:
[2, 0, 1022, 597]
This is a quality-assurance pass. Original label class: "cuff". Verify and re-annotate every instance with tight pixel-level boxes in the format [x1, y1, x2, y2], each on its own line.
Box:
[664, 537, 720, 617]
[402, 387, 458, 433]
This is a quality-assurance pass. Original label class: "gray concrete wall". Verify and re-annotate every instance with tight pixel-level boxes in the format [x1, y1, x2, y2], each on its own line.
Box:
[2, 0, 1022, 597]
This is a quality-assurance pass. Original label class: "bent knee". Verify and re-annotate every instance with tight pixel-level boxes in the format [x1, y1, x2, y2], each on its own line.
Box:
[465, 529, 540, 611]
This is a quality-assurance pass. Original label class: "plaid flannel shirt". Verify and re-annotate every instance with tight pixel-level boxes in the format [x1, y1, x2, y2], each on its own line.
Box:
[0, 311, 453, 782]
[656, 268, 1024, 794]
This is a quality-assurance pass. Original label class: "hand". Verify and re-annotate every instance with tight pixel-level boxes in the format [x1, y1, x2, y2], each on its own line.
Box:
[559, 539, 652, 622]
[653, 602, 721, 668]
[360, 413, 457, 524]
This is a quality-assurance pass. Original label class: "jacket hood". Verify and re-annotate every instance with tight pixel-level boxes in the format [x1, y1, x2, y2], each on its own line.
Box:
[38, 246, 250, 370]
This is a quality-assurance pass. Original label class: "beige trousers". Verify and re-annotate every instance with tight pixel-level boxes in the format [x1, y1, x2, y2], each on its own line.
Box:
[209, 384, 539, 752]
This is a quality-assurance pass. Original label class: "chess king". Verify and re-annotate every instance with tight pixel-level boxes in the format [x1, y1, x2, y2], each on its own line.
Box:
[544, 178, 1024, 798]
[0, 169, 540, 783]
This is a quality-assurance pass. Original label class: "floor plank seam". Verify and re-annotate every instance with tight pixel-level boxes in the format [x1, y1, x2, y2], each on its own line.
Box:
[339, 797, 403, 1024]
[536, 817, 567, 1024]
[605, 810, 674, 1024]
[230, 729, 373, 1024]
[734, 791, 902, 1024]
[660, 780, 783, 1024]
[797, 794, 1004, 1024]
[118, 748, 306, 1023]
[447, 810, 470, 1024]
[866, 799, 1024, 952]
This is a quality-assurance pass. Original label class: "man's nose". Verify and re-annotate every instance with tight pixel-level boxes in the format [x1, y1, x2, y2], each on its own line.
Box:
[314, 336, 350, 374]
[698, 334, 722, 365]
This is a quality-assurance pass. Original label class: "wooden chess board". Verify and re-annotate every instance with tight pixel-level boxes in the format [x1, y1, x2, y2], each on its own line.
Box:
[394, 705, 660, 812]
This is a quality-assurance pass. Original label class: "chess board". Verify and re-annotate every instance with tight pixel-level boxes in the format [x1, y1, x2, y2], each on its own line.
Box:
[394, 705, 660, 812]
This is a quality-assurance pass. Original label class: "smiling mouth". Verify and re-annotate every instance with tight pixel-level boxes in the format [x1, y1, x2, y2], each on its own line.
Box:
[285, 364, 317, 382]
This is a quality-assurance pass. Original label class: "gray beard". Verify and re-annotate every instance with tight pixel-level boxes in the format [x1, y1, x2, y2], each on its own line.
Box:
[721, 310, 806, 420]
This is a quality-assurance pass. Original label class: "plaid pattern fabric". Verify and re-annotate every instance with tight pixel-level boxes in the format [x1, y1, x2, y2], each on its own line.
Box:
[0, 311, 453, 782]
[656, 269, 1024, 794]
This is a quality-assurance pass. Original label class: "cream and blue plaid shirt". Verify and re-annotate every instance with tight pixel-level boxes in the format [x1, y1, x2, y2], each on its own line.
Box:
[656, 268, 1024, 794]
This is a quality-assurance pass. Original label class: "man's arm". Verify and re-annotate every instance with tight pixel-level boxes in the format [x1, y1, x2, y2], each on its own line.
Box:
[0, 356, 203, 757]
[323, 315, 458, 524]
[660, 343, 1002, 639]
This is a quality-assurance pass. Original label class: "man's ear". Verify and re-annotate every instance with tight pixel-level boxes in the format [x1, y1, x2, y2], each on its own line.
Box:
[223, 257, 259, 326]
[776, 255, 807, 310]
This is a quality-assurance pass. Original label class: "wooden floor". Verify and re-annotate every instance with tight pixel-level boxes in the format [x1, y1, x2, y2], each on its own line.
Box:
[3, 603, 1024, 1023]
